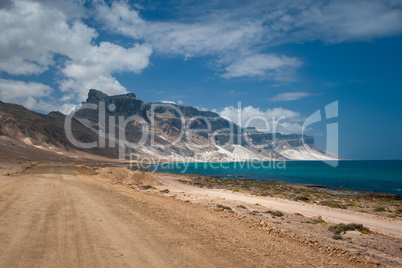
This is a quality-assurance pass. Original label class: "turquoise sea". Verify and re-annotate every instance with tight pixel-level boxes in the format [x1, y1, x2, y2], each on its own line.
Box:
[150, 160, 402, 196]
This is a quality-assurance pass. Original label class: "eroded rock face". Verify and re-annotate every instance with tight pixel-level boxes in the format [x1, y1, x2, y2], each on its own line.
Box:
[85, 89, 144, 116]
[0, 101, 96, 148]
[86, 89, 110, 103]
[76, 89, 317, 159]
[0, 89, 320, 160]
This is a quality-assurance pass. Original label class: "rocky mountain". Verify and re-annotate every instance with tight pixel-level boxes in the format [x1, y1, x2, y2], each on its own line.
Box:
[0, 100, 86, 148]
[0, 99, 113, 158]
[0, 89, 335, 161]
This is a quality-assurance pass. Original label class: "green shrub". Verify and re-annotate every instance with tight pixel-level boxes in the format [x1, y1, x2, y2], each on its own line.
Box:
[296, 196, 310, 201]
[328, 223, 371, 235]
[264, 210, 284, 217]
[319, 200, 346, 209]
[332, 234, 343, 240]
[272, 211, 284, 217]
[217, 204, 232, 211]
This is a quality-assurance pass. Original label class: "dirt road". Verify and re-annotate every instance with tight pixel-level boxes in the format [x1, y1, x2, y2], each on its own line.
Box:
[0, 163, 373, 267]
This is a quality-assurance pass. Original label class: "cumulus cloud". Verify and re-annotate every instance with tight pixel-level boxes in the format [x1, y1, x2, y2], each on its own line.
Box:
[0, 78, 76, 114]
[1, 0, 402, 113]
[0, 0, 152, 110]
[268, 92, 311, 102]
[93, 0, 402, 80]
[0, 78, 52, 102]
[60, 42, 152, 100]
[214, 105, 304, 133]
[93, 1, 291, 79]
[0, 0, 97, 76]
[95, 1, 145, 39]
[22, 97, 77, 115]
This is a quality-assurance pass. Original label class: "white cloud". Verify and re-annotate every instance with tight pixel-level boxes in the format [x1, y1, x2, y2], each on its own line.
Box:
[93, 0, 402, 80]
[268, 91, 311, 102]
[1, 0, 402, 111]
[215, 105, 303, 133]
[197, 106, 209, 111]
[291, 0, 402, 43]
[22, 96, 77, 115]
[158, 100, 184, 105]
[0, 78, 52, 102]
[59, 76, 127, 101]
[94, 1, 287, 79]
[94, 1, 262, 58]
[0, 0, 152, 105]
[159, 100, 176, 104]
[95, 1, 145, 39]
[0, 0, 97, 75]
[60, 42, 152, 100]
[222, 54, 301, 79]
[147, 22, 262, 58]
[0, 78, 75, 114]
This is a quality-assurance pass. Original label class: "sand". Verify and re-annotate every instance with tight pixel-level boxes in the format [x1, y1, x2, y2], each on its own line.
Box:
[0, 162, 384, 267]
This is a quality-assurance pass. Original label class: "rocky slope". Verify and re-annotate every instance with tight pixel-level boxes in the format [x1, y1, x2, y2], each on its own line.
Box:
[0, 89, 334, 161]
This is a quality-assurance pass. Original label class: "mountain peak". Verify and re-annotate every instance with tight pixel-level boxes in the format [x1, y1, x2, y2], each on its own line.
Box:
[118, 92, 137, 99]
[86, 89, 137, 103]
[86, 89, 109, 103]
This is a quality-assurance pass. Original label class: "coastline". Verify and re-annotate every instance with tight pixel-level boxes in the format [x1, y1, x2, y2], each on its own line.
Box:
[1, 160, 401, 266]
[144, 159, 402, 197]
[100, 165, 402, 266]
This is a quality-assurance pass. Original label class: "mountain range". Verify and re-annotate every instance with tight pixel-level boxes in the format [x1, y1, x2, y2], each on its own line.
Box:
[0, 89, 335, 162]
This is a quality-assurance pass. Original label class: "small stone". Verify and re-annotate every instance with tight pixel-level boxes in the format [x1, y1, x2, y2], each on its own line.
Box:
[311, 215, 322, 222]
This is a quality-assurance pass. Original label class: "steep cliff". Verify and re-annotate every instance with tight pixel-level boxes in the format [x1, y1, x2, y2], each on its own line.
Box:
[70, 89, 324, 161]
[0, 89, 333, 161]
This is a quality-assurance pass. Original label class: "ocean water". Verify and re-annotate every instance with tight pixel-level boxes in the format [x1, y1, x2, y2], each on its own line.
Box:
[150, 160, 402, 196]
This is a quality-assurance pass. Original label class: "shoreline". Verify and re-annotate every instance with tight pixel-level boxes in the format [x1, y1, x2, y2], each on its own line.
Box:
[1, 160, 402, 266]
[1, 161, 389, 267]
[96, 164, 402, 266]
[147, 170, 402, 216]
[142, 162, 402, 197]
[151, 169, 402, 198]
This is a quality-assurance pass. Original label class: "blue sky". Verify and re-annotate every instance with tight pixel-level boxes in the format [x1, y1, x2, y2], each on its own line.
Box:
[0, 0, 402, 160]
